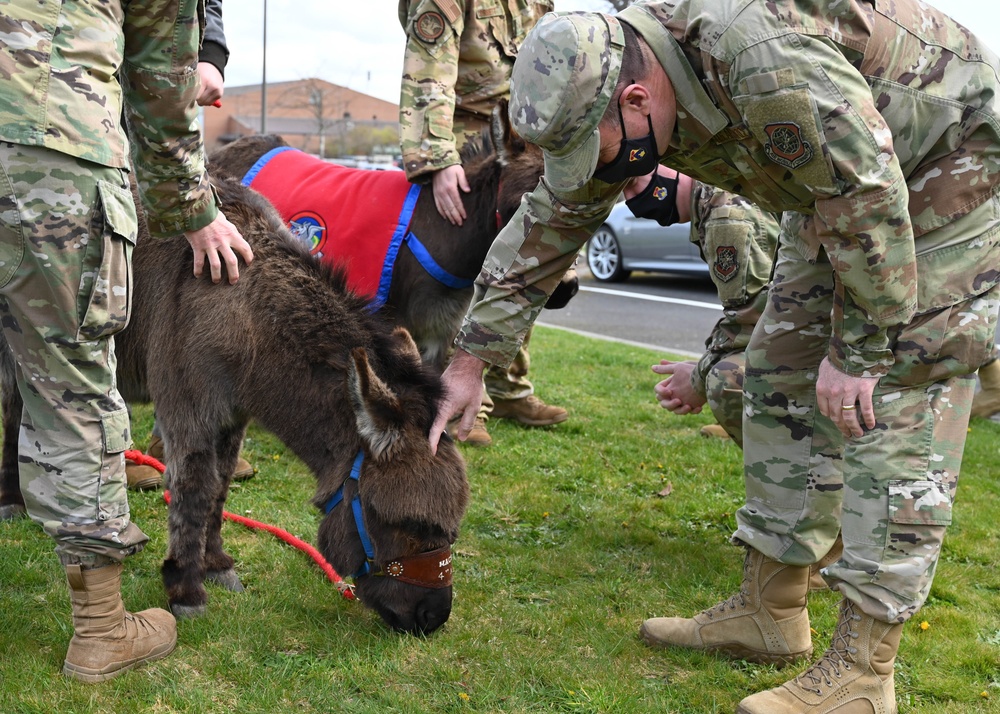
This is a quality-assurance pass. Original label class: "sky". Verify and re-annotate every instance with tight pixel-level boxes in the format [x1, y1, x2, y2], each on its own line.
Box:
[222, 0, 1000, 106]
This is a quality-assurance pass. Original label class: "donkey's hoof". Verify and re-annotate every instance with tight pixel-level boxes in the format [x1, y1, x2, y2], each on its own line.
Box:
[0, 503, 26, 521]
[206, 568, 245, 592]
[170, 602, 207, 620]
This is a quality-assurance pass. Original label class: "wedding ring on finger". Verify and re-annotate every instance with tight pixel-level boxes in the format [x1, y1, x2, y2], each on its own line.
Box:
[841, 403, 857, 411]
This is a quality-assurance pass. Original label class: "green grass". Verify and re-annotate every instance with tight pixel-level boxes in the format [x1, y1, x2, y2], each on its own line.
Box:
[1, 325, 998, 713]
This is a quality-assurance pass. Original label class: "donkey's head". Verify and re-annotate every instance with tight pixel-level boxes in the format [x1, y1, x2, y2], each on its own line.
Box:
[317, 327, 469, 634]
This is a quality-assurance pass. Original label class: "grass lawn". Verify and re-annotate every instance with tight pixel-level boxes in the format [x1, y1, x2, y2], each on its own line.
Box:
[1, 325, 998, 713]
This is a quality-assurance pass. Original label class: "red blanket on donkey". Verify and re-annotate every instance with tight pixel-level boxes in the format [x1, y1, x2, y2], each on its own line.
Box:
[243, 147, 420, 306]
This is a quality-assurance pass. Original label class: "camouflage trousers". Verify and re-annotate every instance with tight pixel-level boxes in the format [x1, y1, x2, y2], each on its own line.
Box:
[704, 350, 746, 444]
[736, 229, 1000, 624]
[484, 324, 535, 406]
[0, 143, 147, 567]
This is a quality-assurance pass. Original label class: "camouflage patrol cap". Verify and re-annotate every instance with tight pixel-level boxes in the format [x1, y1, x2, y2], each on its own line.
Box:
[510, 12, 625, 193]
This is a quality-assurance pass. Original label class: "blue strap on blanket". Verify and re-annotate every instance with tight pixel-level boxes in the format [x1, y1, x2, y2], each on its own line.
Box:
[241, 146, 297, 186]
[403, 232, 475, 290]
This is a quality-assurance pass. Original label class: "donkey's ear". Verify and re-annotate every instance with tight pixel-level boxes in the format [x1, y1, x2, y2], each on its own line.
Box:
[390, 326, 422, 362]
[491, 98, 526, 166]
[347, 347, 403, 460]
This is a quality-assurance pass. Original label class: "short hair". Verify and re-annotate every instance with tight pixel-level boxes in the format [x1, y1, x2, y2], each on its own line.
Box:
[601, 21, 648, 128]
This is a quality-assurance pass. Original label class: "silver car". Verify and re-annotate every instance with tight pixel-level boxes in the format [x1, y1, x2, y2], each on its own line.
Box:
[585, 200, 707, 282]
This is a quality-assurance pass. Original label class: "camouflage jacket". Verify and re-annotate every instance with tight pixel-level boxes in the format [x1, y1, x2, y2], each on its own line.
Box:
[688, 183, 779, 396]
[458, 0, 1000, 375]
[0, 0, 218, 237]
[398, 0, 552, 182]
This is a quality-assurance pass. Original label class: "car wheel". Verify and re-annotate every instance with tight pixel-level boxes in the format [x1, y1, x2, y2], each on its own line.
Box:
[587, 226, 631, 282]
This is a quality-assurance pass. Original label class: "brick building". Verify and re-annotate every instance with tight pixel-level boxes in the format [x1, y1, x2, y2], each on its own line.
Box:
[203, 78, 399, 157]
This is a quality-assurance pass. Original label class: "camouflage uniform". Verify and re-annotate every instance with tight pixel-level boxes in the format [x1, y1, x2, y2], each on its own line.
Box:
[689, 183, 779, 443]
[0, 0, 217, 567]
[457, 0, 1000, 623]
[398, 0, 553, 181]
[399, 0, 555, 408]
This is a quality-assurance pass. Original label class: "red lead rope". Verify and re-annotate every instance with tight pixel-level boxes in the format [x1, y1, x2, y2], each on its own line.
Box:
[125, 449, 355, 600]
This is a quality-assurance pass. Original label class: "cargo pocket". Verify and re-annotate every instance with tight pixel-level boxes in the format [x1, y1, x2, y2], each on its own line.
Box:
[874, 478, 952, 599]
[98, 407, 131, 522]
[428, 113, 454, 141]
[77, 180, 137, 342]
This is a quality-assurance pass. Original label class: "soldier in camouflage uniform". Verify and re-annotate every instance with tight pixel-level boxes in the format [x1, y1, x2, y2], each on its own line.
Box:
[399, 0, 568, 447]
[429, 1, 1000, 711]
[0, 0, 253, 682]
[653, 181, 779, 444]
[653, 182, 844, 593]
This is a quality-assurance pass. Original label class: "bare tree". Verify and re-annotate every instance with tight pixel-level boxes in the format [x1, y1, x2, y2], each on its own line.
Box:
[271, 79, 346, 157]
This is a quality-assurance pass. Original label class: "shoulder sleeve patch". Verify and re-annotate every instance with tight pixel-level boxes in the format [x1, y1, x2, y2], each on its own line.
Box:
[415, 11, 448, 42]
[738, 84, 837, 194]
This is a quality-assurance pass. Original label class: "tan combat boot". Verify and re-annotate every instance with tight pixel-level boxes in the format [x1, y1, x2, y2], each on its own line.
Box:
[62, 563, 177, 683]
[125, 458, 162, 491]
[808, 534, 844, 593]
[448, 415, 492, 447]
[737, 598, 903, 714]
[147, 434, 255, 480]
[640, 546, 812, 667]
[699, 423, 732, 440]
[971, 358, 1000, 419]
[491, 395, 568, 426]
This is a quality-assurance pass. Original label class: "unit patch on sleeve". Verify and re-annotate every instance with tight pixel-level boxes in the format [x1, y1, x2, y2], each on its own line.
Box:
[763, 122, 813, 170]
[713, 245, 739, 282]
[415, 11, 446, 43]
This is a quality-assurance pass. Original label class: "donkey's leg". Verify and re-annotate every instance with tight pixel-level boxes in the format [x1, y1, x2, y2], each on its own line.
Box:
[0, 356, 26, 520]
[161, 440, 223, 618]
[204, 425, 246, 592]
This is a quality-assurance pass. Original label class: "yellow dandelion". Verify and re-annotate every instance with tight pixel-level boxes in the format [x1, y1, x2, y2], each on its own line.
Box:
[542, 512, 550, 518]
[981, 691, 989, 699]
[919, 621, 930, 631]
[458, 692, 470, 701]
[272, 453, 281, 461]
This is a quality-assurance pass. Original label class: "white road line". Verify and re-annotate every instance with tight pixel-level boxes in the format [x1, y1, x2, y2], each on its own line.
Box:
[535, 322, 703, 360]
[579, 285, 723, 311]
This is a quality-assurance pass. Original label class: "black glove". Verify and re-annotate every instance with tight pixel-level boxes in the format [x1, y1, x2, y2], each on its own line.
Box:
[544, 271, 579, 310]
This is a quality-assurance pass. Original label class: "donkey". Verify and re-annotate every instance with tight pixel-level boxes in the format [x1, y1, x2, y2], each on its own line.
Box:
[0, 176, 470, 635]
[208, 101, 565, 373]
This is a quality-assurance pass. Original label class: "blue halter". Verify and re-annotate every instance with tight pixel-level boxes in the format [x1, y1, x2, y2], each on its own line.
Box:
[322, 450, 376, 578]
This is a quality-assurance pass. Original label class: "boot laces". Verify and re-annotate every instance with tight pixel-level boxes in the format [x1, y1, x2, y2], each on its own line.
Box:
[706, 550, 752, 618]
[797, 601, 861, 694]
[125, 611, 158, 637]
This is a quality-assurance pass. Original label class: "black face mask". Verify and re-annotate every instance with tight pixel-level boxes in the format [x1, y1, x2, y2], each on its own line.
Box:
[592, 95, 660, 184]
[625, 171, 680, 226]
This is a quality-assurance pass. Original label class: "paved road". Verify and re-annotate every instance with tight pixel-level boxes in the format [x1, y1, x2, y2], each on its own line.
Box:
[538, 266, 722, 358]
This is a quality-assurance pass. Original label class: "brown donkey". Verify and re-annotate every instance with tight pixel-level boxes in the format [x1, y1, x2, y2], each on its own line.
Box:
[0, 177, 469, 635]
